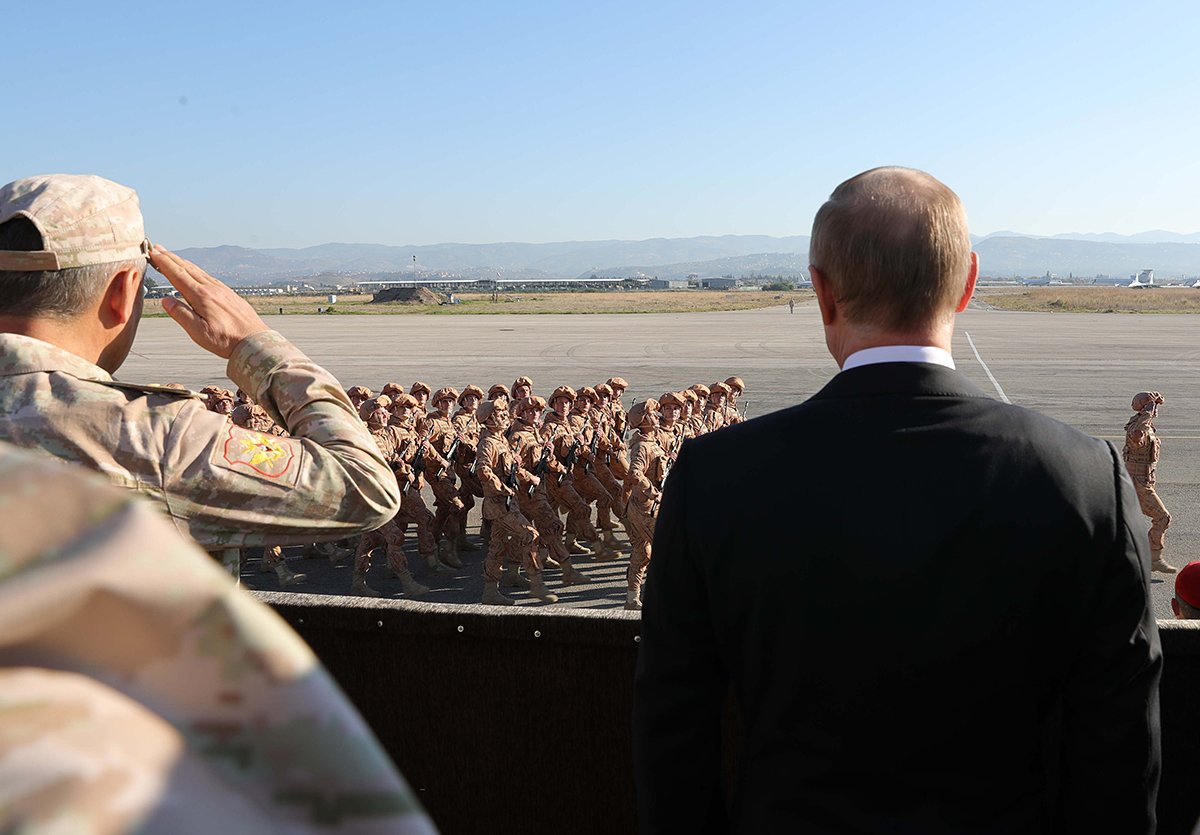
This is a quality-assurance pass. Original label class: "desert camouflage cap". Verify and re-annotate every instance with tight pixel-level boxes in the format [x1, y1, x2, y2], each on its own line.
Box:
[690, 383, 711, 398]
[380, 382, 406, 398]
[488, 383, 510, 399]
[0, 174, 151, 271]
[576, 386, 598, 404]
[477, 399, 507, 427]
[346, 385, 373, 399]
[595, 383, 614, 398]
[433, 386, 459, 406]
[607, 377, 629, 390]
[710, 382, 732, 397]
[392, 393, 418, 409]
[512, 375, 534, 389]
[1132, 391, 1163, 411]
[679, 388, 698, 403]
[658, 391, 685, 408]
[358, 394, 391, 420]
[409, 381, 432, 396]
[549, 385, 576, 403]
[724, 376, 746, 393]
[459, 384, 485, 403]
[517, 395, 547, 413]
[628, 398, 659, 428]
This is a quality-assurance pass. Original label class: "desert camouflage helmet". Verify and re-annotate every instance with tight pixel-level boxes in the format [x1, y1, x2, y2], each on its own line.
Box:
[366, 407, 390, 431]
[512, 375, 534, 389]
[409, 381, 432, 396]
[392, 393, 418, 409]
[549, 385, 576, 404]
[690, 383, 711, 398]
[1132, 391, 1164, 411]
[724, 376, 745, 393]
[627, 398, 659, 428]
[346, 385, 372, 398]
[0, 174, 152, 271]
[488, 383, 510, 399]
[607, 377, 629, 391]
[658, 391, 686, 408]
[576, 386, 598, 404]
[432, 386, 459, 406]
[679, 388, 699, 403]
[476, 399, 507, 428]
[459, 384, 485, 404]
[517, 395, 548, 414]
[595, 383, 614, 398]
[358, 395, 391, 420]
[380, 382, 405, 398]
[709, 382, 732, 397]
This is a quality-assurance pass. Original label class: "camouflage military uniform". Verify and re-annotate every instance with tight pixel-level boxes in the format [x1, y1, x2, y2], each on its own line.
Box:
[568, 390, 619, 543]
[624, 401, 668, 611]
[420, 389, 466, 564]
[1124, 390, 1175, 573]
[0, 331, 400, 550]
[452, 385, 485, 552]
[543, 390, 605, 556]
[388, 400, 445, 574]
[0, 442, 435, 834]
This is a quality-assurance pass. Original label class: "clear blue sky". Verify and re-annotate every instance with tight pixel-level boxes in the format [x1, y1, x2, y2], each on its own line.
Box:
[7, 1, 1199, 248]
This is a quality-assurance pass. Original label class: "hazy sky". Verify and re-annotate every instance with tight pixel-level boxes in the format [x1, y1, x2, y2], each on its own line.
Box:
[6, 1, 1199, 249]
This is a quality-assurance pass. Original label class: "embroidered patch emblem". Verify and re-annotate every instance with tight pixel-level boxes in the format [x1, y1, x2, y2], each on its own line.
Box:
[221, 426, 296, 479]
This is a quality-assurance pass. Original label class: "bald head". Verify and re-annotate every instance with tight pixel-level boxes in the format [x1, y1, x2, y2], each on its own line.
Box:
[809, 167, 972, 333]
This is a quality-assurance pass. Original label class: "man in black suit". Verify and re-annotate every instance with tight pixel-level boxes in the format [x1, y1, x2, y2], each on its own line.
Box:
[633, 167, 1161, 834]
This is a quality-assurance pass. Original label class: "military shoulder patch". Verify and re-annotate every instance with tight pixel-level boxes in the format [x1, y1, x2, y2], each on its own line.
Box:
[212, 424, 301, 486]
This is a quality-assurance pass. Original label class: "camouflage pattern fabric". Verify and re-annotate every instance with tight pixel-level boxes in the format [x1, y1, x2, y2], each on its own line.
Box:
[0, 442, 436, 833]
[0, 330, 400, 549]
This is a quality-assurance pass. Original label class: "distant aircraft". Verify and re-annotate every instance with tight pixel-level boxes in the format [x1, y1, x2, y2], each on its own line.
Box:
[1192, 280, 1200, 289]
[1126, 269, 1156, 289]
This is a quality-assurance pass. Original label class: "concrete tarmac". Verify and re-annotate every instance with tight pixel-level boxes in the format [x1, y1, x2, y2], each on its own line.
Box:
[121, 300, 1197, 618]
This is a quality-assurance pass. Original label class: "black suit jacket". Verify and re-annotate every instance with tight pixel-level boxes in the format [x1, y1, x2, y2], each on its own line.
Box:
[633, 362, 1161, 835]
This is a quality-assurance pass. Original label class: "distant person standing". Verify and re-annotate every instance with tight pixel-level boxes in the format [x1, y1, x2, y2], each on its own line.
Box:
[1124, 390, 1176, 574]
[789, 298, 795, 314]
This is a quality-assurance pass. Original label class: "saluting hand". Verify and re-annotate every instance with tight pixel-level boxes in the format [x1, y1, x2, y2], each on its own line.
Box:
[149, 246, 270, 359]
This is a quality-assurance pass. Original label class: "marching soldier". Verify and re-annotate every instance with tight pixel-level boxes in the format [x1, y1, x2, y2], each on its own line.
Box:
[509, 375, 534, 418]
[421, 386, 467, 568]
[390, 393, 449, 576]
[624, 400, 668, 610]
[487, 383, 510, 402]
[607, 376, 630, 439]
[544, 386, 610, 558]
[409, 381, 431, 416]
[656, 391, 687, 452]
[704, 382, 733, 432]
[1124, 390, 1176, 574]
[473, 400, 557, 606]
[570, 387, 622, 554]
[512, 396, 590, 587]
[688, 384, 712, 436]
[347, 385, 373, 412]
[723, 376, 746, 425]
[591, 384, 628, 518]
[453, 385, 486, 553]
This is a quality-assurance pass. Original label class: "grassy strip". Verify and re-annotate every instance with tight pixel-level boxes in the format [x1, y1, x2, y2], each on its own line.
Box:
[978, 286, 1200, 314]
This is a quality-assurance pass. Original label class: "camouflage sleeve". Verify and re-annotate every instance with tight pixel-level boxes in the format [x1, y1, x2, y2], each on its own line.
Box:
[475, 436, 506, 496]
[0, 445, 436, 834]
[159, 331, 400, 548]
[629, 440, 657, 494]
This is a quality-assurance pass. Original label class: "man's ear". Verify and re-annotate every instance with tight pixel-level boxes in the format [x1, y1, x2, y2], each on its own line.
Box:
[100, 265, 144, 327]
[810, 266, 837, 326]
[1171, 598, 1181, 619]
[954, 252, 979, 313]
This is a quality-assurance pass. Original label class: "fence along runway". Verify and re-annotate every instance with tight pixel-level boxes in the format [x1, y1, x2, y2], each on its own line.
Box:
[122, 302, 1195, 617]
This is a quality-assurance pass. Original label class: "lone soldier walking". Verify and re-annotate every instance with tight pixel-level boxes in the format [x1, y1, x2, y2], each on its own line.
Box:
[1124, 390, 1176, 574]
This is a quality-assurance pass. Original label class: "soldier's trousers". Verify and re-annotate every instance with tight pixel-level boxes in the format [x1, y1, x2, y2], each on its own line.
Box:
[626, 502, 656, 589]
[595, 460, 626, 517]
[398, 488, 437, 557]
[1133, 478, 1171, 550]
[549, 476, 599, 542]
[483, 507, 540, 582]
[429, 475, 463, 542]
[355, 520, 410, 575]
[574, 469, 616, 531]
[518, 489, 570, 566]
[456, 467, 483, 536]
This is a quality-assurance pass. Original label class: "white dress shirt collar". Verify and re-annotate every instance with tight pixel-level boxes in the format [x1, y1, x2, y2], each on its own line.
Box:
[842, 345, 956, 371]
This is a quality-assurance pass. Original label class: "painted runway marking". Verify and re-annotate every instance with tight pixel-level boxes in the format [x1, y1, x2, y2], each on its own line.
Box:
[963, 331, 1011, 404]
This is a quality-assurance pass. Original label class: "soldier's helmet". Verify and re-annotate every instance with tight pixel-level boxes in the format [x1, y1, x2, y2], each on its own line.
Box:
[488, 383, 510, 400]
[549, 385, 576, 405]
[659, 391, 685, 409]
[595, 383, 614, 399]
[512, 375, 534, 390]
[410, 381, 432, 396]
[1132, 391, 1164, 412]
[627, 399, 660, 429]
[392, 393, 419, 410]
[724, 376, 746, 394]
[607, 377, 629, 392]
[477, 399, 508, 429]
[380, 382, 406, 398]
[459, 385, 485, 405]
[200, 385, 224, 397]
[709, 382, 732, 399]
[517, 395, 548, 415]
[690, 383, 711, 399]
[347, 385, 373, 400]
[679, 388, 698, 405]
[576, 386, 598, 404]
[432, 387, 460, 408]
[358, 395, 391, 420]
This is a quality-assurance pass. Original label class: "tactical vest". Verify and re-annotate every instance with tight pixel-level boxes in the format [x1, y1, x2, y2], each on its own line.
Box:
[1123, 416, 1159, 480]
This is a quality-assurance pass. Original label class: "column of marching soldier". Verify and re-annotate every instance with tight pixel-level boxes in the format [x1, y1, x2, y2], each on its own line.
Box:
[197, 374, 748, 609]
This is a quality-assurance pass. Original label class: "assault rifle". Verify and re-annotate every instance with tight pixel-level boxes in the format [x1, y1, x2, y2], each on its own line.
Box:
[651, 437, 679, 516]
[582, 429, 600, 475]
[528, 444, 551, 496]
[557, 437, 581, 485]
[503, 452, 520, 511]
[437, 435, 460, 478]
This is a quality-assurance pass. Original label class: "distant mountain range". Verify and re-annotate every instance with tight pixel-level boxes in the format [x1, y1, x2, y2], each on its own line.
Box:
[158, 231, 1200, 286]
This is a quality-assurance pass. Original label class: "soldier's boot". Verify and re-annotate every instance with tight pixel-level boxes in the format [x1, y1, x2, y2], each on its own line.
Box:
[395, 570, 430, 597]
[625, 585, 643, 611]
[560, 561, 590, 586]
[592, 539, 620, 562]
[425, 551, 454, 575]
[601, 530, 624, 551]
[274, 562, 307, 586]
[529, 575, 560, 604]
[438, 539, 464, 569]
[351, 572, 381, 597]
[481, 580, 514, 606]
[500, 566, 532, 589]
[456, 531, 479, 552]
[565, 535, 592, 556]
[540, 545, 559, 568]
[1151, 548, 1178, 574]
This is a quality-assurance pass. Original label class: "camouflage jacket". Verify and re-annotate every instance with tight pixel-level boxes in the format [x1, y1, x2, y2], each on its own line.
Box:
[0, 331, 399, 548]
[0, 441, 436, 834]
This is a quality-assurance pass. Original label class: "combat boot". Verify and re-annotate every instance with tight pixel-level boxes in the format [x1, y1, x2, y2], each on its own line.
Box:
[351, 572, 381, 597]
[592, 540, 620, 562]
[275, 562, 307, 586]
[565, 535, 592, 556]
[601, 530, 624, 551]
[425, 552, 453, 574]
[395, 570, 430, 597]
[501, 566, 532, 589]
[1151, 549, 1178, 574]
[456, 531, 480, 552]
[625, 586, 642, 611]
[560, 561, 590, 586]
[482, 580, 514, 606]
[529, 576, 559, 604]
[438, 539, 464, 569]
[540, 546, 559, 568]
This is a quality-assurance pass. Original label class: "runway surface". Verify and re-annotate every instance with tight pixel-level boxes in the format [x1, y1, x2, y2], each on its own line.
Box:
[121, 301, 1199, 618]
